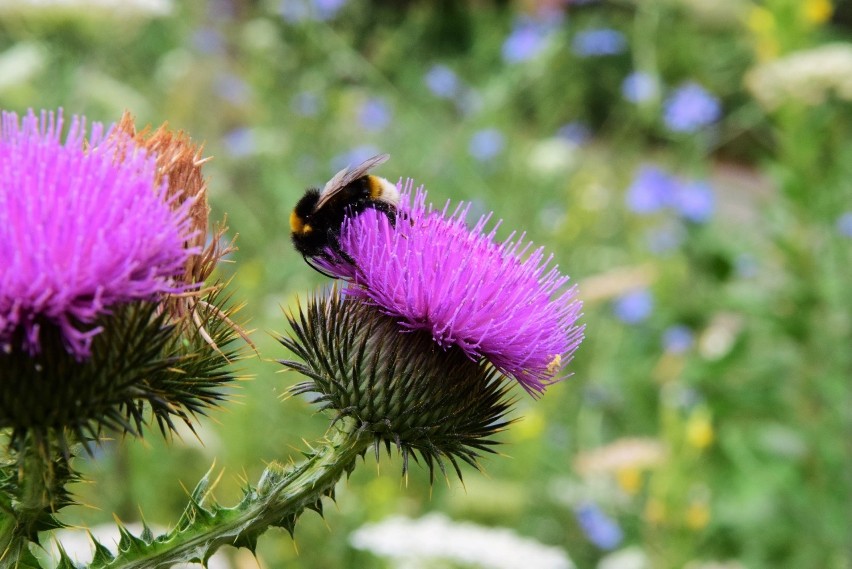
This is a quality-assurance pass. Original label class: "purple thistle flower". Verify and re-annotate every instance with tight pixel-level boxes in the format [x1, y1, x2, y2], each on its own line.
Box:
[571, 28, 627, 57]
[318, 182, 584, 394]
[663, 82, 722, 133]
[0, 109, 195, 359]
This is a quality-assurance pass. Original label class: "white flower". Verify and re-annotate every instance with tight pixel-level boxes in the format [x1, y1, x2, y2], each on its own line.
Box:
[350, 513, 574, 569]
[0, 0, 172, 16]
[745, 43, 852, 110]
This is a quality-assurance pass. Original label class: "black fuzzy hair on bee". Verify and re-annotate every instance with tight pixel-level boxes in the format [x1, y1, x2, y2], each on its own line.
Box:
[290, 154, 399, 277]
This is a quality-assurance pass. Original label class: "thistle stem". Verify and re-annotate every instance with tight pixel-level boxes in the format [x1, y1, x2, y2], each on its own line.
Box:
[98, 417, 371, 569]
[0, 438, 68, 567]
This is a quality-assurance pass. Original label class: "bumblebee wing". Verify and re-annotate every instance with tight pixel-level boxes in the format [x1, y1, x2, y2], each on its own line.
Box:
[316, 153, 390, 209]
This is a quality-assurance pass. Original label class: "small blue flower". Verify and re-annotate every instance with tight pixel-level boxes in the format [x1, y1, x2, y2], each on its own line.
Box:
[663, 82, 721, 133]
[278, 0, 346, 22]
[313, 0, 346, 20]
[674, 180, 715, 223]
[468, 128, 505, 162]
[735, 253, 758, 278]
[645, 223, 684, 254]
[358, 98, 392, 132]
[574, 503, 624, 550]
[191, 27, 225, 54]
[613, 289, 653, 325]
[292, 91, 322, 117]
[663, 325, 694, 354]
[331, 145, 381, 172]
[502, 20, 552, 63]
[622, 71, 659, 103]
[572, 28, 627, 57]
[626, 165, 677, 214]
[836, 212, 852, 237]
[424, 64, 460, 99]
[278, 0, 310, 22]
[222, 127, 255, 157]
[557, 121, 591, 145]
[214, 72, 251, 105]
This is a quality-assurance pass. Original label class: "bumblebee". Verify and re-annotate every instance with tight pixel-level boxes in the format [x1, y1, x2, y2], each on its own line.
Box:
[290, 153, 399, 274]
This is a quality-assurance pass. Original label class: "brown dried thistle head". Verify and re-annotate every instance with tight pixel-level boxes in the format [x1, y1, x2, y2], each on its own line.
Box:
[114, 111, 235, 287]
[112, 112, 251, 350]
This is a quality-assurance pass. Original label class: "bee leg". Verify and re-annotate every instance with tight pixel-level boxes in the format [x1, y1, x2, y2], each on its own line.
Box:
[304, 254, 341, 279]
[371, 201, 397, 226]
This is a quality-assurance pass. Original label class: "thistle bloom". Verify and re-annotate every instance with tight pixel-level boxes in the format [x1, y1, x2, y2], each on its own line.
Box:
[0, 109, 195, 359]
[318, 182, 584, 393]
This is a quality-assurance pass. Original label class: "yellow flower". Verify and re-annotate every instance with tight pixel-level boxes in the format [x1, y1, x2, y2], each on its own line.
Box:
[746, 6, 779, 61]
[686, 409, 714, 450]
[616, 467, 642, 496]
[802, 0, 833, 24]
[686, 500, 711, 530]
[644, 499, 666, 525]
[746, 6, 776, 35]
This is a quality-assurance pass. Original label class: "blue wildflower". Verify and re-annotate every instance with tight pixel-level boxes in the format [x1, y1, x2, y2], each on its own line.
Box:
[222, 127, 255, 157]
[214, 72, 251, 105]
[331, 145, 381, 172]
[663, 82, 721, 133]
[663, 325, 694, 354]
[191, 27, 225, 54]
[622, 71, 659, 103]
[574, 503, 624, 550]
[572, 28, 627, 57]
[836, 212, 852, 237]
[502, 19, 552, 63]
[645, 223, 684, 254]
[358, 98, 392, 132]
[735, 253, 758, 278]
[424, 64, 460, 99]
[279, 0, 346, 22]
[557, 121, 591, 145]
[292, 91, 322, 117]
[674, 180, 715, 223]
[468, 128, 505, 162]
[613, 289, 653, 325]
[313, 0, 346, 20]
[626, 165, 677, 214]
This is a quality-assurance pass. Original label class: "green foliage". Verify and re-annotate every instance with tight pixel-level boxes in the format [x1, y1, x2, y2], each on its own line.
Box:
[1, 0, 851, 568]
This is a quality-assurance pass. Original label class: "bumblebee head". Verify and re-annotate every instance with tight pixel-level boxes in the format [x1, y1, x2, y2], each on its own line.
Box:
[291, 188, 320, 236]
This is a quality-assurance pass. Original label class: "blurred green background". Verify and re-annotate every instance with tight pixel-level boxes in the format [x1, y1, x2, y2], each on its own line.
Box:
[2, 0, 851, 567]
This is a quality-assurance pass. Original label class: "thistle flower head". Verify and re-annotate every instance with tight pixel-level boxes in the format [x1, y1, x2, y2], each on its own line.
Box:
[0, 109, 195, 359]
[318, 181, 584, 394]
[0, 109, 245, 456]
